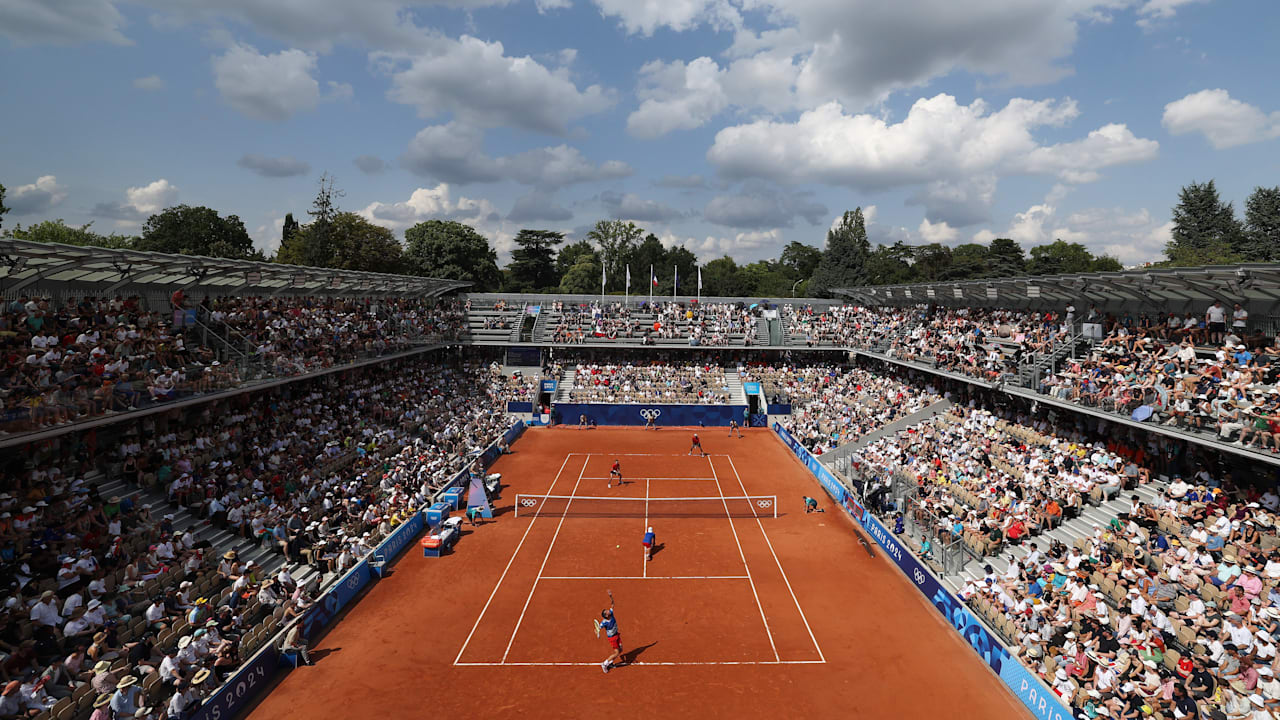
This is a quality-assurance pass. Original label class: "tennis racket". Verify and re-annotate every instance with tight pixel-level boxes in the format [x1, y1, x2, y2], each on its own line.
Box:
[593, 619, 602, 638]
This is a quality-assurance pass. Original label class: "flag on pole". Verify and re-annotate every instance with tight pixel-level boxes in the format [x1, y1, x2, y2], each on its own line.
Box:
[673, 264, 679, 298]
[625, 265, 631, 292]
[601, 263, 606, 297]
[697, 267, 703, 292]
[651, 266, 658, 287]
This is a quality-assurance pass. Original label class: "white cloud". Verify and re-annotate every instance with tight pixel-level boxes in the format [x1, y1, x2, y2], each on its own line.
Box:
[6, 176, 68, 215]
[507, 189, 573, 223]
[591, 0, 737, 36]
[707, 94, 1157, 194]
[1162, 89, 1280, 149]
[535, 0, 572, 11]
[358, 183, 500, 232]
[1137, 0, 1210, 29]
[0, 0, 130, 46]
[252, 216, 286, 255]
[977, 189, 1171, 265]
[212, 42, 320, 121]
[400, 122, 631, 187]
[918, 218, 959, 244]
[132, 75, 165, 91]
[92, 179, 178, 224]
[599, 191, 686, 222]
[374, 35, 614, 135]
[626, 53, 801, 138]
[658, 228, 783, 262]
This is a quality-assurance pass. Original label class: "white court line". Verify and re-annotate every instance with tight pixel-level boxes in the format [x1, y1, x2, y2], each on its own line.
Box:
[453, 453, 577, 666]
[501, 455, 590, 663]
[726, 455, 826, 663]
[540, 575, 750, 580]
[582, 476, 717, 481]
[706, 454, 779, 662]
[455, 660, 825, 667]
[643, 476, 649, 578]
[582, 453, 730, 457]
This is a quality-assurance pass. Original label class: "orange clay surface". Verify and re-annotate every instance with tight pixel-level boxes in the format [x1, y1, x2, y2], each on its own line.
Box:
[247, 427, 1028, 720]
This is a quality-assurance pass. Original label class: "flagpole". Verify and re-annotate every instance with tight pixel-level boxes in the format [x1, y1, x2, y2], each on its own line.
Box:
[673, 264, 677, 303]
[697, 267, 702, 304]
[649, 264, 653, 308]
[625, 265, 630, 308]
[601, 262, 606, 307]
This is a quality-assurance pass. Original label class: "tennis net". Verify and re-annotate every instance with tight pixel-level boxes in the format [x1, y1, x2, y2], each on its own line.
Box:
[514, 494, 778, 519]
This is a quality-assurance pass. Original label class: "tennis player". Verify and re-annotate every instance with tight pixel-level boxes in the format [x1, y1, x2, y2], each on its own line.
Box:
[642, 526, 656, 562]
[728, 420, 743, 438]
[578, 414, 588, 429]
[644, 413, 656, 431]
[609, 459, 622, 488]
[600, 593, 623, 673]
[803, 496, 825, 514]
[689, 432, 705, 457]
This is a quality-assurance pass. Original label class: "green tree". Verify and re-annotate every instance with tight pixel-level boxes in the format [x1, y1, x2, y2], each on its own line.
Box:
[403, 220, 501, 290]
[700, 256, 743, 296]
[507, 229, 565, 291]
[779, 241, 822, 279]
[1163, 241, 1243, 268]
[135, 205, 261, 259]
[809, 208, 871, 296]
[1169, 180, 1245, 259]
[1244, 186, 1280, 262]
[1026, 240, 1103, 275]
[986, 238, 1027, 277]
[556, 239, 599, 279]
[623, 233, 668, 289]
[587, 220, 644, 291]
[4, 219, 136, 249]
[947, 243, 990, 280]
[0, 184, 7, 232]
[664, 245, 699, 297]
[740, 260, 794, 297]
[278, 174, 344, 267]
[865, 242, 916, 285]
[282, 213, 300, 251]
[283, 212, 405, 273]
[912, 243, 954, 281]
[558, 257, 602, 293]
[1091, 255, 1123, 272]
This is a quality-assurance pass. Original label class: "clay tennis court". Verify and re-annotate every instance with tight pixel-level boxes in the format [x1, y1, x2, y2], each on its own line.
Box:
[247, 427, 1027, 719]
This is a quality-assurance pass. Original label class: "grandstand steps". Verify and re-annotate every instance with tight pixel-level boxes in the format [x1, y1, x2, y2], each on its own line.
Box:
[95, 472, 333, 596]
[556, 370, 577, 401]
[755, 317, 771, 346]
[531, 308, 550, 343]
[724, 372, 748, 405]
[822, 399, 954, 468]
[936, 479, 1167, 596]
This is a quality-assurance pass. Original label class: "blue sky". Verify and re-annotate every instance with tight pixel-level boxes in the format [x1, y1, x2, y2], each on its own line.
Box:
[2, 0, 1278, 266]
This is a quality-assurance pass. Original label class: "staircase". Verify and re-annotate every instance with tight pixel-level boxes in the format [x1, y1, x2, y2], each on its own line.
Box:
[531, 309, 550, 343]
[821, 399, 953, 475]
[1015, 330, 1093, 389]
[724, 371, 748, 405]
[556, 370, 577, 401]
[755, 318, 771, 346]
[935, 479, 1167, 596]
[94, 468, 332, 595]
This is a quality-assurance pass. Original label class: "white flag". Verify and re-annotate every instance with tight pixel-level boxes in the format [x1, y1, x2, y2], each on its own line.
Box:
[625, 265, 631, 291]
[697, 267, 703, 291]
[601, 263, 606, 291]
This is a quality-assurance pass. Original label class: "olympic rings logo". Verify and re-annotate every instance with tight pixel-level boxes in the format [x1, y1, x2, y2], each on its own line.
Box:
[912, 569, 926, 585]
[756, 499, 772, 508]
[519, 498, 539, 507]
[639, 409, 662, 420]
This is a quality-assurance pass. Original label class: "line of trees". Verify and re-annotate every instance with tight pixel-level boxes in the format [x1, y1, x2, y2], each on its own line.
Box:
[1, 176, 1276, 297]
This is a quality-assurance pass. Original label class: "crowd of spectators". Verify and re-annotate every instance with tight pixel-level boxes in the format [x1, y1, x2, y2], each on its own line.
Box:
[567, 362, 730, 404]
[546, 301, 757, 346]
[0, 294, 464, 436]
[752, 364, 939, 453]
[0, 354, 516, 719]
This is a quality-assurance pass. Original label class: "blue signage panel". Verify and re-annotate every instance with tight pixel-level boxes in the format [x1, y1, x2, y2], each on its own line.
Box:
[188, 645, 280, 720]
[743, 381, 762, 395]
[552, 403, 748, 426]
[540, 379, 557, 393]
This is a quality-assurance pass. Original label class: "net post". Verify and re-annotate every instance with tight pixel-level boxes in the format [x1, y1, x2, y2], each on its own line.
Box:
[772, 495, 777, 518]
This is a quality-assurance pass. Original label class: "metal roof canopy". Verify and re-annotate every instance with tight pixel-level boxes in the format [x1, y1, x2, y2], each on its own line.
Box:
[834, 264, 1280, 318]
[0, 239, 470, 299]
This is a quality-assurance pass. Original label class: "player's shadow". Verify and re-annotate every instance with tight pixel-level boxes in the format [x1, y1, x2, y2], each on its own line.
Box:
[648, 543, 666, 559]
[309, 647, 341, 662]
[622, 642, 658, 664]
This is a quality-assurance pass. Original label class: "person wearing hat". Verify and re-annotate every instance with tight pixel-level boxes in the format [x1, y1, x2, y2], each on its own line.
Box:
[90, 692, 113, 720]
[110, 675, 141, 718]
[0, 680, 27, 717]
[166, 677, 199, 719]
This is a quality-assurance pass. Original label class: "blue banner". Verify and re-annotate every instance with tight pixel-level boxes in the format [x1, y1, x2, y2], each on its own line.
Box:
[540, 379, 557, 393]
[771, 423, 1070, 720]
[553, 403, 747, 426]
[507, 401, 534, 413]
[373, 511, 425, 569]
[743, 381, 762, 395]
[766, 403, 792, 415]
[301, 559, 372, 643]
[189, 644, 280, 720]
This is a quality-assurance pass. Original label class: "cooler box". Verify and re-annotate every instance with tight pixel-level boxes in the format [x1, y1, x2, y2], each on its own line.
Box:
[426, 502, 451, 528]
[442, 487, 464, 510]
[421, 536, 442, 558]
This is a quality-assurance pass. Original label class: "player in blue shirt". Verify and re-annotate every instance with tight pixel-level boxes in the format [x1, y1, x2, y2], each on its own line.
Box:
[642, 526, 656, 562]
[600, 592, 623, 673]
